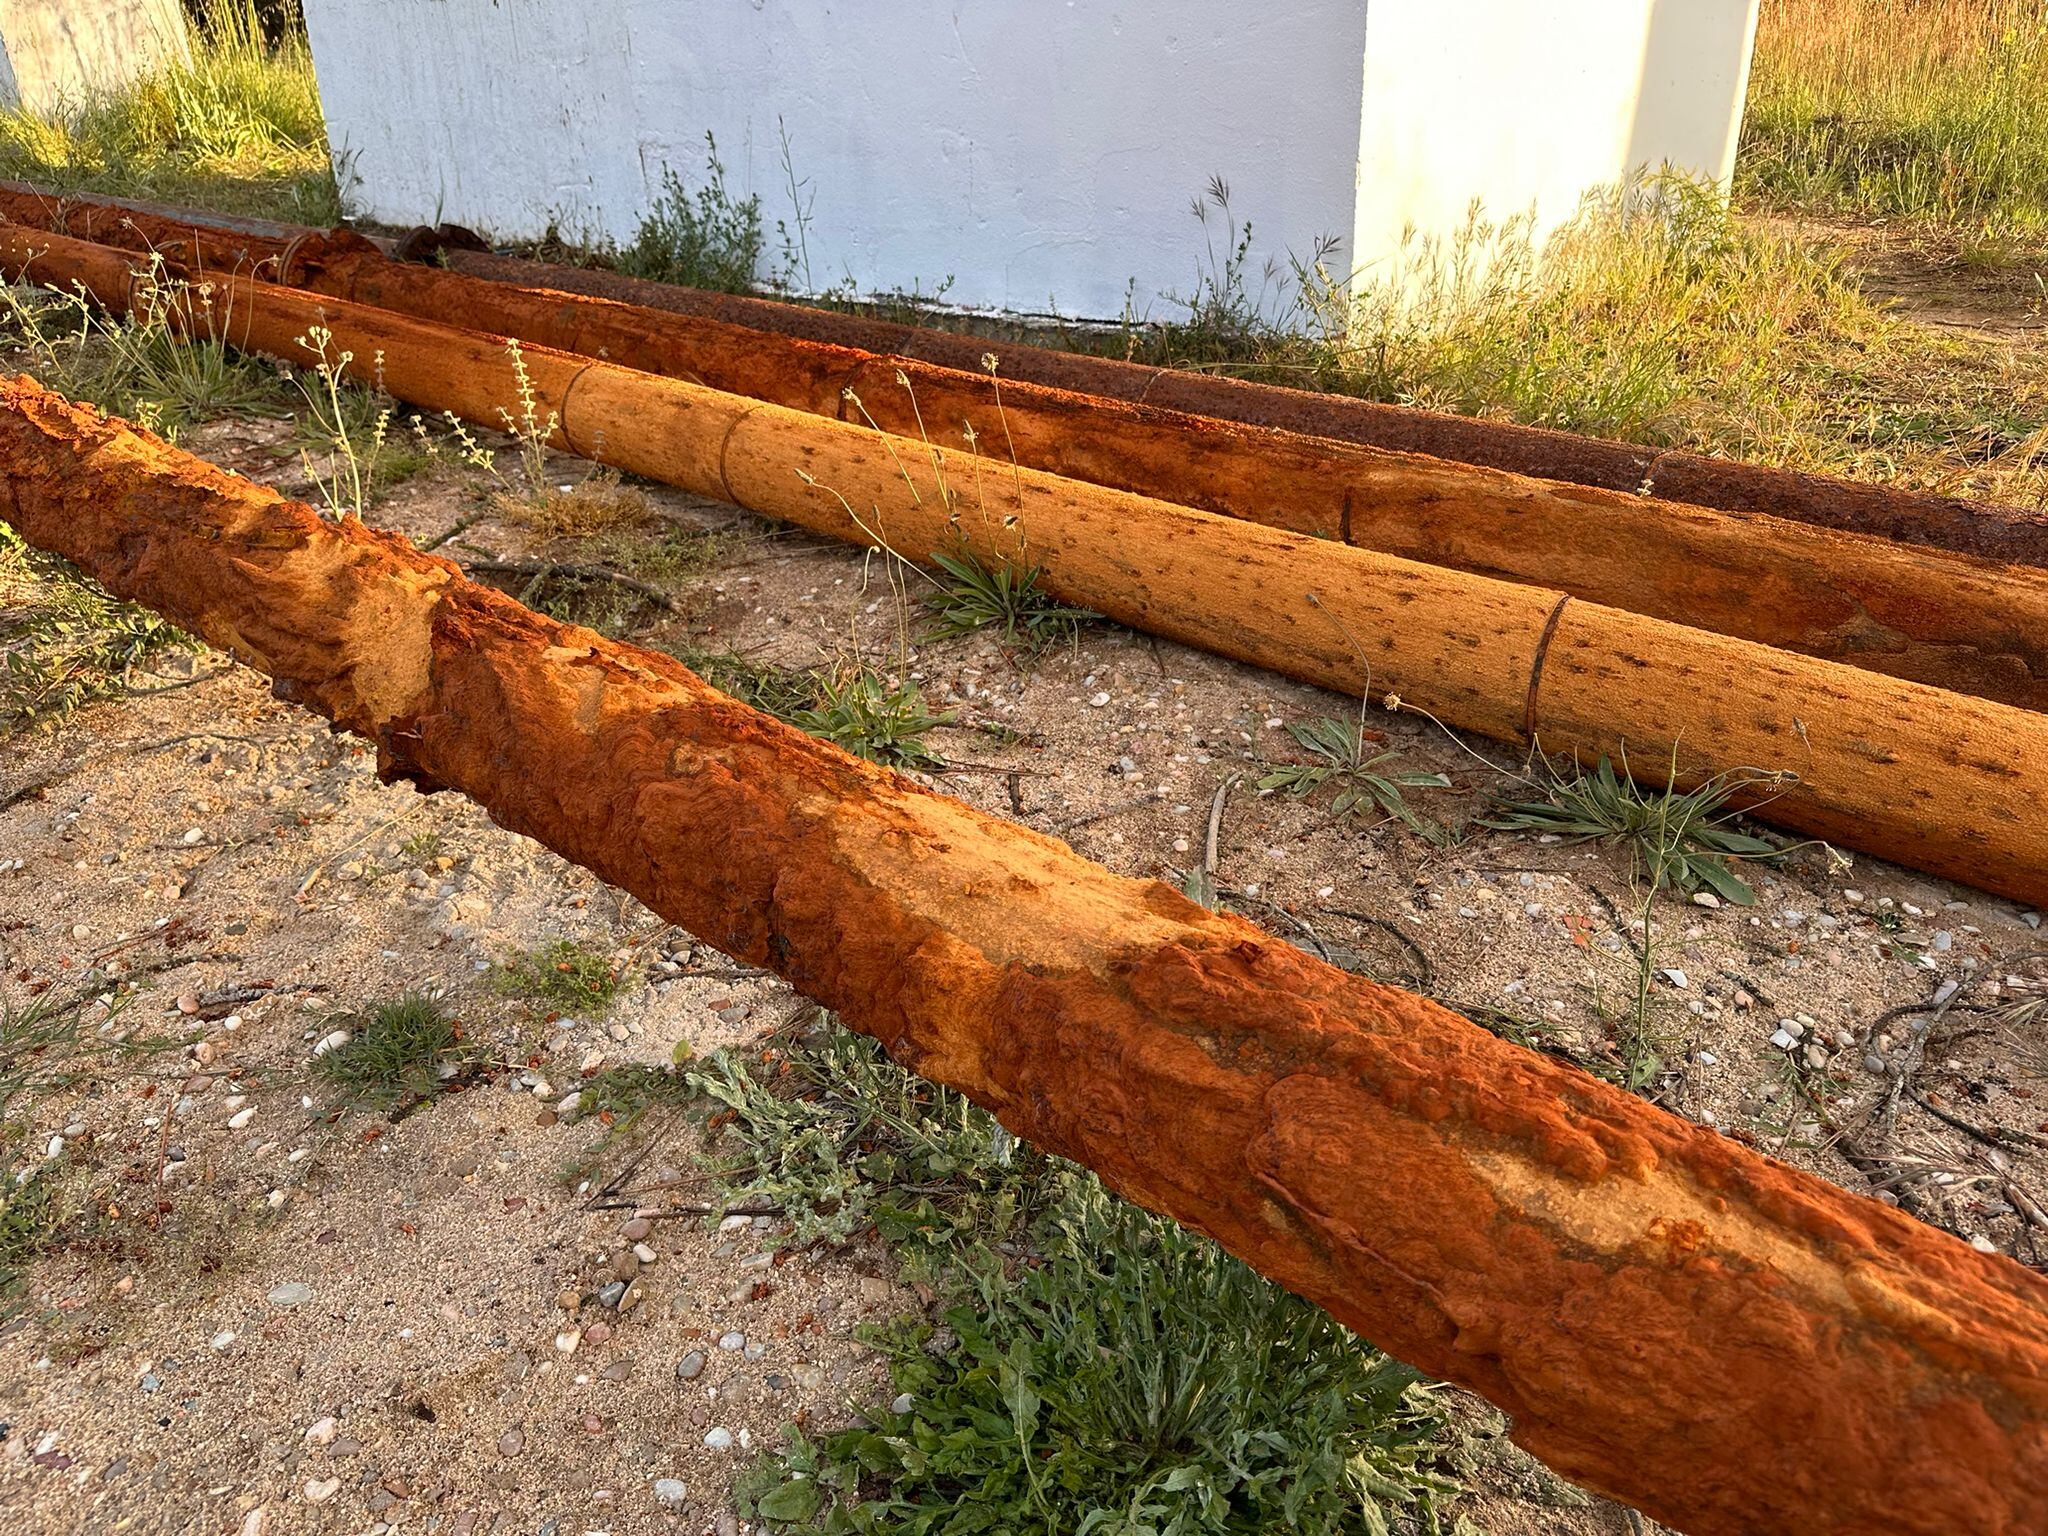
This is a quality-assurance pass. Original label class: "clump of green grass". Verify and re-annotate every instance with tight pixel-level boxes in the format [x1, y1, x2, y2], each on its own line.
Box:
[789, 664, 952, 769]
[1740, 0, 2048, 238]
[1, 526, 203, 732]
[0, 1160, 64, 1313]
[923, 545, 1091, 654]
[0, 1, 340, 224]
[311, 991, 473, 1113]
[669, 642, 823, 721]
[738, 1170, 1451, 1535]
[1487, 754, 1789, 905]
[494, 939, 633, 1016]
[1093, 170, 2048, 509]
[2, 267, 290, 439]
[1259, 715, 1451, 842]
[618, 132, 763, 294]
[688, 1015, 1457, 1533]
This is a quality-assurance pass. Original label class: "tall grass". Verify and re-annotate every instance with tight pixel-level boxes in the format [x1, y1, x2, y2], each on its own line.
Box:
[0, 0, 337, 223]
[1105, 172, 2048, 508]
[1740, 0, 2048, 235]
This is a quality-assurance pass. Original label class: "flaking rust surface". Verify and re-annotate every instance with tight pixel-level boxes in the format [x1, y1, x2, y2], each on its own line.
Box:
[7, 224, 2048, 912]
[2, 376, 2045, 1536]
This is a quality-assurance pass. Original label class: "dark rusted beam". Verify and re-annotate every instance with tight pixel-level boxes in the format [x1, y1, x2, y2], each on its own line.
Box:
[1, 373, 2043, 1536]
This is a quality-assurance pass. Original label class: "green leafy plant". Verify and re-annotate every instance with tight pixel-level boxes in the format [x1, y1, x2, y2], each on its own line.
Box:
[494, 939, 633, 1016]
[1486, 755, 1787, 905]
[1259, 716, 1451, 840]
[619, 132, 763, 294]
[688, 1016, 1051, 1262]
[742, 1182, 1454, 1536]
[790, 665, 952, 768]
[0, 1159, 63, 1313]
[924, 546, 1092, 653]
[312, 991, 473, 1112]
[1, 527, 203, 731]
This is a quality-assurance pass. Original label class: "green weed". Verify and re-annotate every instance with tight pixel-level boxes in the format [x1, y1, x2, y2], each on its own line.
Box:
[741, 1181, 1455, 1536]
[494, 939, 632, 1016]
[619, 132, 763, 294]
[1259, 716, 1451, 841]
[311, 992, 472, 1113]
[0, 1160, 63, 1312]
[923, 546, 1090, 654]
[687, 1015, 1052, 1264]
[2, 266, 289, 438]
[1485, 754, 1788, 906]
[789, 665, 952, 769]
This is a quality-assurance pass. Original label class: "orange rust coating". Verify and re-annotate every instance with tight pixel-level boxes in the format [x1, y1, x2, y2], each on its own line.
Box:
[1, 375, 2044, 1536]
[6, 222, 2048, 908]
[3, 179, 2044, 567]
[8, 204, 2048, 710]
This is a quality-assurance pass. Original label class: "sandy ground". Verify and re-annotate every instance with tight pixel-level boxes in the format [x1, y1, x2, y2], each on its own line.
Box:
[3, 306, 2047, 1536]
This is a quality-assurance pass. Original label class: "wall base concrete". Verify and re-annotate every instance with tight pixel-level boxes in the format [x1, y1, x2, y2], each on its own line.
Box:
[304, 1, 1758, 321]
[0, 0, 187, 116]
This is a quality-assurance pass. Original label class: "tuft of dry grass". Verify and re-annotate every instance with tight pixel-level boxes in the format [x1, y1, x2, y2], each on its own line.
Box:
[499, 470, 657, 541]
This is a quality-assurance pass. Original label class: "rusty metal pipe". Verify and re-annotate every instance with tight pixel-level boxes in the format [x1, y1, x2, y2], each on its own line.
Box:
[9, 197, 2048, 715]
[1, 180, 2041, 577]
[3, 373, 2044, 1536]
[7, 222, 2048, 911]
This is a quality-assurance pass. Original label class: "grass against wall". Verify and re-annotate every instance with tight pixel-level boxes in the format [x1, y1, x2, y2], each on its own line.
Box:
[1740, 0, 2048, 238]
[0, 0, 338, 223]
[1106, 175, 2048, 510]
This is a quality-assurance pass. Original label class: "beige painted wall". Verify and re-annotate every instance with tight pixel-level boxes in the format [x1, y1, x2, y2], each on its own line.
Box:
[0, 0, 187, 115]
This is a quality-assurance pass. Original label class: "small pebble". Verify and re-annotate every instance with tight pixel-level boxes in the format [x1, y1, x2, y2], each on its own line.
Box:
[268, 1282, 311, 1308]
[676, 1350, 707, 1382]
[703, 1427, 734, 1450]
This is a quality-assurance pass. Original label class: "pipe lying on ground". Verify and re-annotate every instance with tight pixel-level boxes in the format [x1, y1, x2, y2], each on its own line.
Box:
[3, 179, 2044, 573]
[8, 221, 2048, 910]
[3, 373, 2043, 1536]
[9, 202, 2048, 715]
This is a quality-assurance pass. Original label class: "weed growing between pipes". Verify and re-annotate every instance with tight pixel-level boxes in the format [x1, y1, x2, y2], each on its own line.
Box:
[1259, 716, 1454, 845]
[0, 264, 288, 438]
[611, 1013, 1463, 1534]
[1486, 754, 1794, 907]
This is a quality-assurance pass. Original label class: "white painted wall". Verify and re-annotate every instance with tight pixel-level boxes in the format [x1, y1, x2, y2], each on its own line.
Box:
[304, 0, 1758, 320]
[1352, 0, 1760, 281]
[0, 0, 187, 114]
